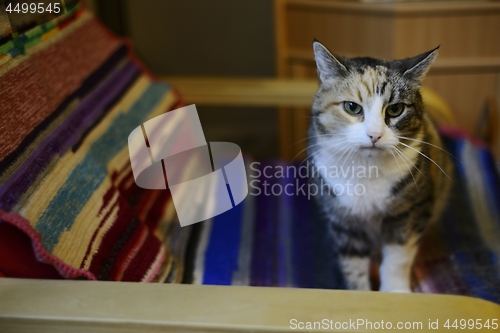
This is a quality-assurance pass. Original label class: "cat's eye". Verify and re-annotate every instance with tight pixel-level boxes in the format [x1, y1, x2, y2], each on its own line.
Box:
[343, 101, 363, 116]
[386, 103, 405, 117]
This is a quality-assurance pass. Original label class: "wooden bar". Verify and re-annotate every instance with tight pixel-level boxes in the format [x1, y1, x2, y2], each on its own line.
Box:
[1, 278, 499, 333]
[286, 0, 500, 16]
[287, 50, 500, 75]
[164, 77, 319, 108]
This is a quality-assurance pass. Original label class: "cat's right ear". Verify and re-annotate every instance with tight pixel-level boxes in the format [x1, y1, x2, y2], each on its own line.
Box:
[313, 41, 348, 82]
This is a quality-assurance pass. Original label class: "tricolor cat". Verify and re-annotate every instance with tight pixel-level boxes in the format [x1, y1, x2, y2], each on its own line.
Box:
[309, 41, 452, 292]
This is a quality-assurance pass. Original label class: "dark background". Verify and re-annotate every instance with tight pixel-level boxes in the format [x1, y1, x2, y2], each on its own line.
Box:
[88, 0, 279, 160]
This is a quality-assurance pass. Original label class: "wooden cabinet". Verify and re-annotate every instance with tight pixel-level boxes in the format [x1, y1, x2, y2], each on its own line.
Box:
[275, 0, 500, 159]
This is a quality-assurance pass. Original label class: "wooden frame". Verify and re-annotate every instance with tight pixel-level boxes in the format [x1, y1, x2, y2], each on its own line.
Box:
[1, 278, 500, 332]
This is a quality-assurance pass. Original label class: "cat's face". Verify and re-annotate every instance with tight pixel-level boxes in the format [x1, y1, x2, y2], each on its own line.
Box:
[312, 41, 438, 158]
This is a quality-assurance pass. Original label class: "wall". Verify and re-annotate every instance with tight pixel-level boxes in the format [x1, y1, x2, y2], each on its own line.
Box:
[90, 0, 279, 159]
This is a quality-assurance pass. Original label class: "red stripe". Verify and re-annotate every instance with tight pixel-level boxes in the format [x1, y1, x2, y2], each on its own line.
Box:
[79, 186, 120, 270]
[87, 195, 136, 278]
[142, 189, 173, 230]
[112, 228, 148, 280]
[122, 232, 163, 282]
[106, 216, 145, 280]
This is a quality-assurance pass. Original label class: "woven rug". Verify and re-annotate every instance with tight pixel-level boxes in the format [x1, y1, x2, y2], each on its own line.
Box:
[190, 130, 500, 305]
[0, 7, 189, 282]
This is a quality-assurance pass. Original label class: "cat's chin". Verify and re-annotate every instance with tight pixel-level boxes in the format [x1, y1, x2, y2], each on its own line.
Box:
[357, 146, 386, 158]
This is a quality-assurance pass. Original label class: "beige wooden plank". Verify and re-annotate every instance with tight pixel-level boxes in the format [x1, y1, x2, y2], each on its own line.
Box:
[287, 49, 500, 73]
[286, 0, 500, 16]
[1, 278, 500, 333]
[164, 77, 319, 108]
[164, 76, 320, 160]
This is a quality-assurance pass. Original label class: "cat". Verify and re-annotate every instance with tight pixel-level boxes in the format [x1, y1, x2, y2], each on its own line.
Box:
[308, 40, 452, 292]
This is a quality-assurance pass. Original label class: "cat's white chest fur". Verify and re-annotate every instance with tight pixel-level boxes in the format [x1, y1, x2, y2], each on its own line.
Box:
[314, 150, 413, 218]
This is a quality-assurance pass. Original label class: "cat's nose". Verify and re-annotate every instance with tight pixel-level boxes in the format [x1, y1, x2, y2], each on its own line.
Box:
[368, 134, 381, 143]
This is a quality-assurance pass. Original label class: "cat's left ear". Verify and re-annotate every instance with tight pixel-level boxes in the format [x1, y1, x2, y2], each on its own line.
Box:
[401, 46, 439, 82]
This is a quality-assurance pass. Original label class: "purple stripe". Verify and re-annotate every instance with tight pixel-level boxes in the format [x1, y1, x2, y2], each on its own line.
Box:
[0, 61, 140, 210]
[276, 161, 292, 287]
[291, 166, 314, 288]
[250, 161, 279, 286]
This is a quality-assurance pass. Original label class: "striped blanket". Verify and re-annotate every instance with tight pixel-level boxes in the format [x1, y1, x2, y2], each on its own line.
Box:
[0, 8, 189, 282]
[190, 131, 500, 305]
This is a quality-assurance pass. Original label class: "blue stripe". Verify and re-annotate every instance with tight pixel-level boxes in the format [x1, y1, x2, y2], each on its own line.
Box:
[202, 199, 244, 285]
[36, 82, 170, 252]
[449, 140, 484, 251]
[479, 148, 500, 229]
[477, 148, 500, 283]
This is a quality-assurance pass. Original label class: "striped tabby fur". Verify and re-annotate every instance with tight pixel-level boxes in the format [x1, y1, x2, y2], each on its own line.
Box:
[308, 41, 452, 292]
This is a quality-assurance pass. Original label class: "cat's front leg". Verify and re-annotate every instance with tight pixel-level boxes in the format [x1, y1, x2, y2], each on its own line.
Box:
[331, 223, 372, 290]
[339, 255, 371, 290]
[378, 233, 419, 293]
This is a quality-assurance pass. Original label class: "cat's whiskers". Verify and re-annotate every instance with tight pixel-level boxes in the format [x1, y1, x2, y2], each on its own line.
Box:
[291, 141, 326, 163]
[306, 147, 344, 171]
[336, 146, 353, 169]
[321, 143, 354, 169]
[392, 147, 419, 190]
[396, 135, 460, 162]
[291, 134, 345, 162]
[394, 146, 428, 181]
[299, 139, 348, 167]
[290, 133, 333, 147]
[388, 148, 408, 186]
[341, 147, 357, 169]
[398, 141, 452, 180]
[298, 146, 339, 169]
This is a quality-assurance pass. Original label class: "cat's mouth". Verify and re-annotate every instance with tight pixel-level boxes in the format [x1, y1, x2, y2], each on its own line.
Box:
[358, 145, 386, 157]
[360, 145, 383, 150]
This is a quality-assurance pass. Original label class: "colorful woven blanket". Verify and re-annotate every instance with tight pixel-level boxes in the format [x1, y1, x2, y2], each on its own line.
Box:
[190, 131, 500, 305]
[0, 8, 189, 282]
